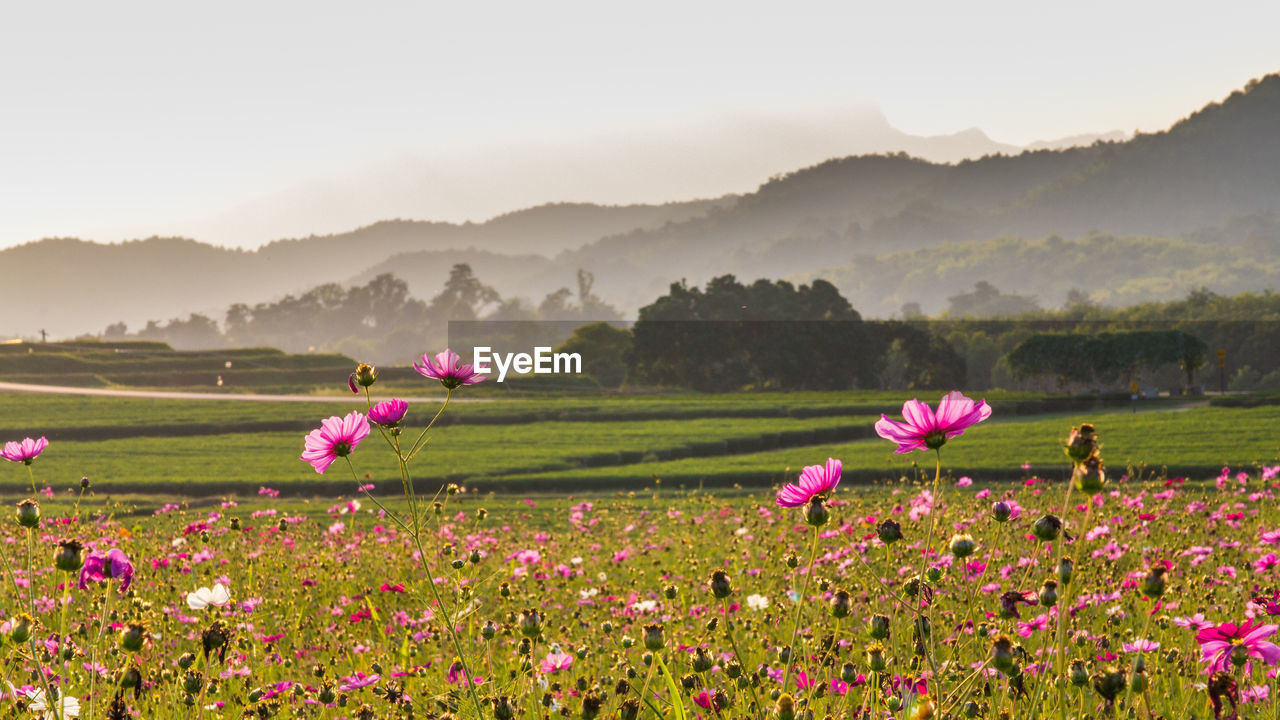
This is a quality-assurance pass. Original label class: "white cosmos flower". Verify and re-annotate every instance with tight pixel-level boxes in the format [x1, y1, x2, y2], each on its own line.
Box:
[631, 600, 658, 613]
[186, 582, 232, 610]
[579, 588, 599, 599]
[8, 684, 81, 720]
[746, 594, 770, 611]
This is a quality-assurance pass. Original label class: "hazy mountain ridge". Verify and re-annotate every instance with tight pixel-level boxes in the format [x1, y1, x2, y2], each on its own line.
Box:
[0, 199, 731, 337]
[3, 73, 1278, 339]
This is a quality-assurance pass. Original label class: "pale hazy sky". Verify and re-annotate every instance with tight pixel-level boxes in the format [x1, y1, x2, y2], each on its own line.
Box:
[1, 0, 1277, 250]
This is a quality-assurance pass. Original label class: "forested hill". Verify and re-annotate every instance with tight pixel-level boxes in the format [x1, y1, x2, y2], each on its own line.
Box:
[5, 73, 1280, 339]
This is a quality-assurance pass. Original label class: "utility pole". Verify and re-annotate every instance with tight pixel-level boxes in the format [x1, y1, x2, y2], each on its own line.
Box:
[40, 329, 47, 343]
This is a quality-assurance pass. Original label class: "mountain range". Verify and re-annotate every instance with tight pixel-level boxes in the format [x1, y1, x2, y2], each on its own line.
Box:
[4, 73, 1280, 341]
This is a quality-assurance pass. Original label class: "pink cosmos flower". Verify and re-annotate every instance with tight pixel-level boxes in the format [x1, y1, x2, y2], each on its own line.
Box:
[1175, 613, 1214, 631]
[79, 548, 133, 592]
[776, 458, 841, 508]
[300, 412, 370, 474]
[875, 391, 991, 454]
[1196, 620, 1280, 672]
[1122, 638, 1160, 653]
[337, 672, 381, 691]
[540, 651, 574, 674]
[2, 437, 48, 465]
[367, 399, 409, 427]
[413, 349, 485, 389]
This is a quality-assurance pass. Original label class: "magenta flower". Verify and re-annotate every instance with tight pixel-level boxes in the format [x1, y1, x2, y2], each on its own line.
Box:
[776, 457, 841, 508]
[337, 672, 381, 691]
[413, 349, 485, 389]
[874, 391, 992, 454]
[79, 548, 133, 592]
[1122, 638, 1160, 653]
[300, 412, 371, 474]
[368, 399, 409, 427]
[539, 651, 574, 674]
[1196, 620, 1280, 672]
[2, 437, 48, 465]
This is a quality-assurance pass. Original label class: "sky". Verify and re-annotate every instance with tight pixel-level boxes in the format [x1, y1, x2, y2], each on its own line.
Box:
[1, 0, 1277, 250]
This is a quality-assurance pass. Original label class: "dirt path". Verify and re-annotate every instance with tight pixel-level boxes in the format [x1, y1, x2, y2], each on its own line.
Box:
[0, 381, 486, 403]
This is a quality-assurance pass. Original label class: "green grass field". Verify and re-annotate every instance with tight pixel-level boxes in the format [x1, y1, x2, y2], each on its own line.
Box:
[2, 386, 1276, 497]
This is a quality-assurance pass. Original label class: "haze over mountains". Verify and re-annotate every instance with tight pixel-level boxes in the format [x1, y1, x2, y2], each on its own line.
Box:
[4, 74, 1280, 343]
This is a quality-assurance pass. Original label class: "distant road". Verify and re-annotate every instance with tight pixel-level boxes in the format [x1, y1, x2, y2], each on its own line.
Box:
[0, 381, 486, 403]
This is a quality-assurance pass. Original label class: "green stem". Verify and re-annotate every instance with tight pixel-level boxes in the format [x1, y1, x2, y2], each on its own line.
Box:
[349, 454, 484, 720]
[722, 598, 762, 713]
[781, 526, 820, 693]
[87, 582, 115, 720]
[406, 390, 453, 463]
[911, 450, 945, 703]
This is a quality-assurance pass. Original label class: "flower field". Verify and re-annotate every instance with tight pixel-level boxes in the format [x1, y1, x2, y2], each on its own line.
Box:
[2, 362, 1280, 719]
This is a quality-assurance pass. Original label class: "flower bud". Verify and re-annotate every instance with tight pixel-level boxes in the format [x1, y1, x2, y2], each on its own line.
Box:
[991, 501, 1012, 523]
[876, 519, 903, 545]
[829, 589, 850, 619]
[1073, 455, 1106, 496]
[948, 533, 977, 558]
[1069, 659, 1089, 686]
[8, 614, 33, 643]
[120, 665, 143, 689]
[1058, 557, 1074, 585]
[691, 647, 714, 673]
[775, 693, 796, 720]
[991, 635, 1016, 674]
[804, 497, 830, 527]
[664, 584, 678, 600]
[643, 624, 665, 651]
[183, 671, 204, 694]
[926, 566, 942, 583]
[841, 662, 858, 683]
[493, 696, 517, 720]
[517, 609, 543, 638]
[1032, 514, 1062, 542]
[785, 554, 799, 568]
[1091, 666, 1125, 701]
[54, 539, 84, 572]
[1065, 423, 1098, 464]
[16, 499, 40, 529]
[80, 476, 91, 489]
[866, 644, 887, 672]
[868, 614, 890, 640]
[354, 363, 378, 388]
[119, 623, 147, 652]
[1039, 579, 1059, 608]
[481, 621, 497, 640]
